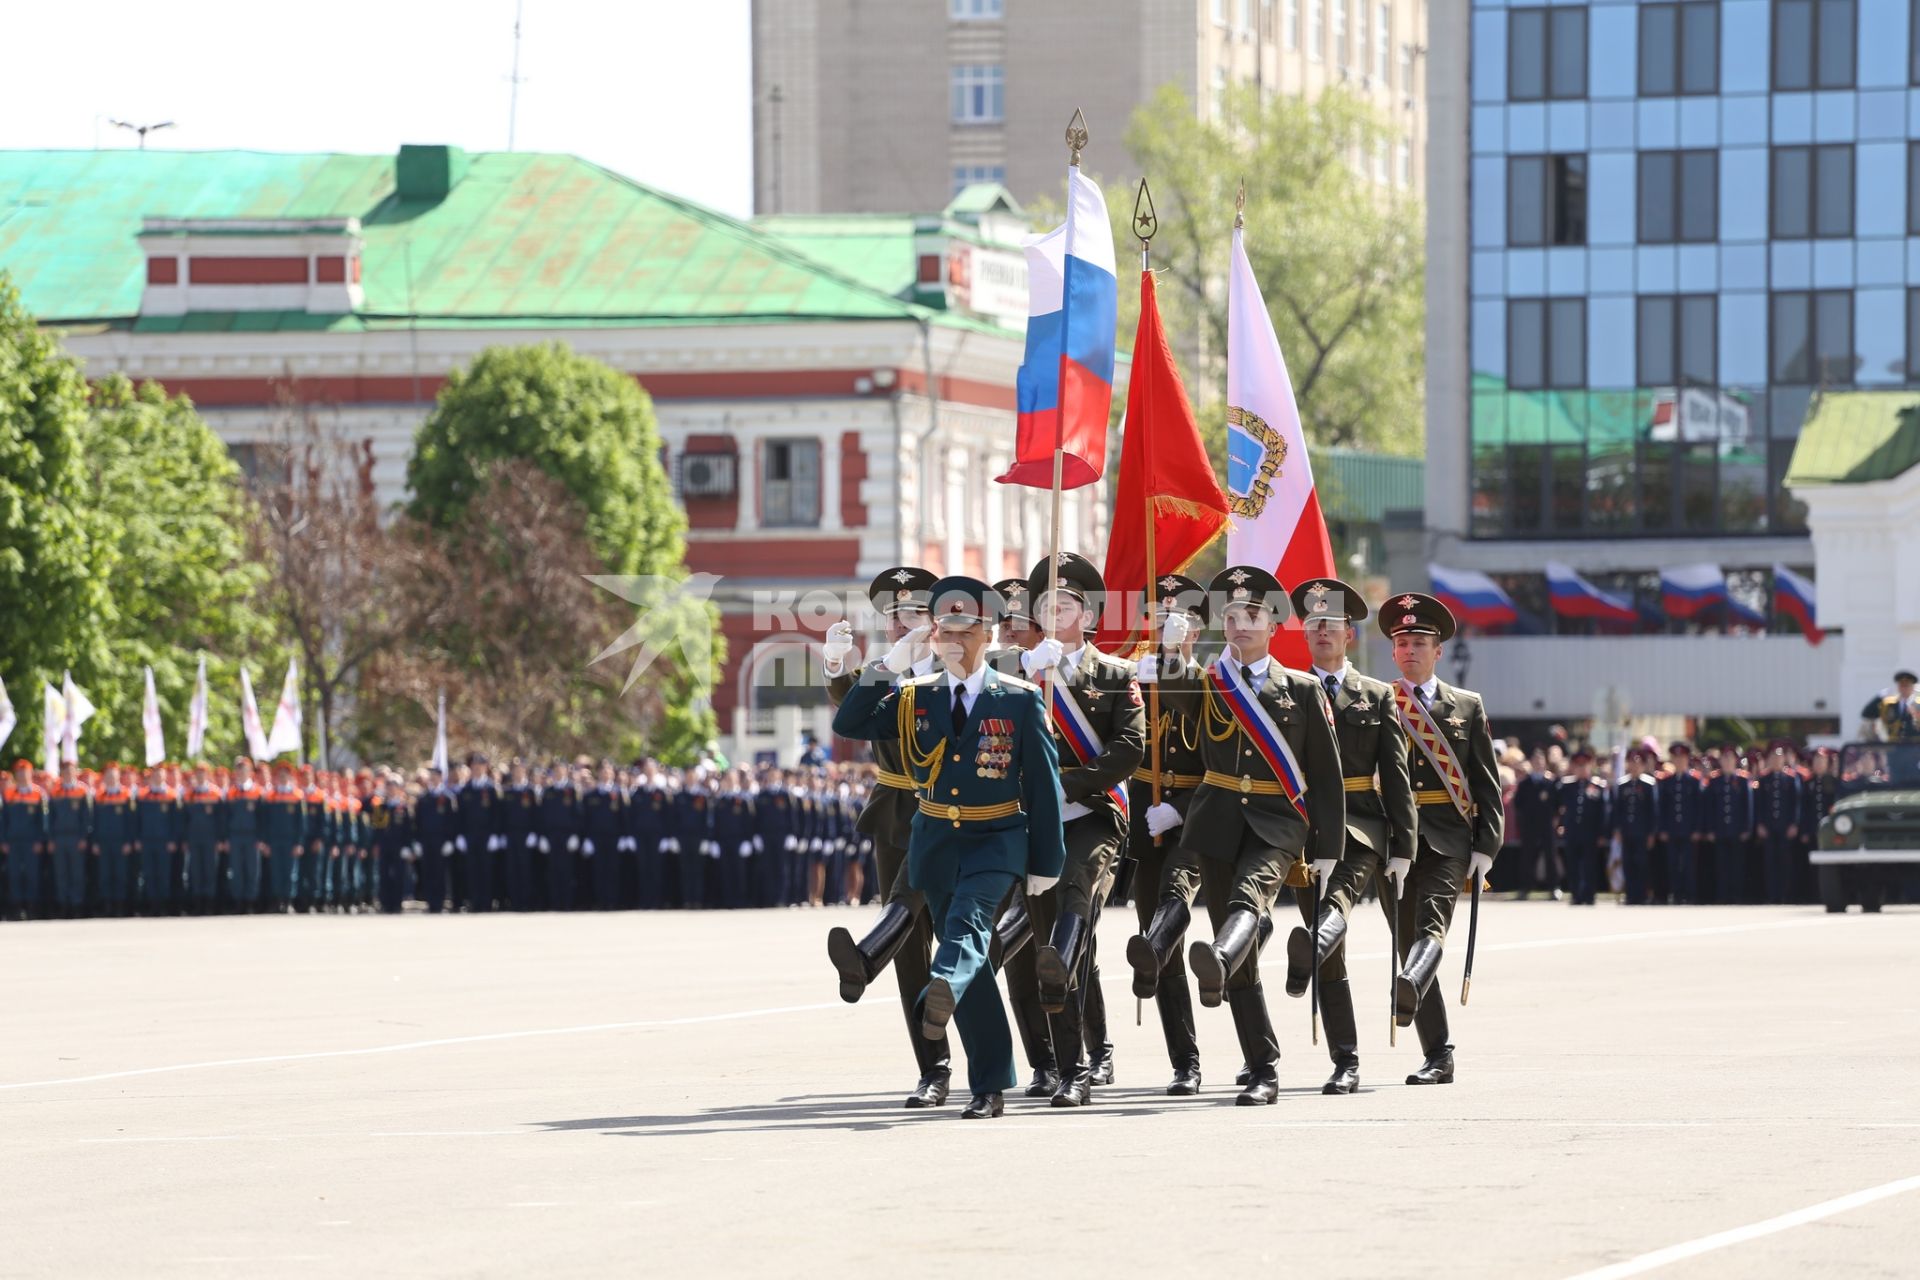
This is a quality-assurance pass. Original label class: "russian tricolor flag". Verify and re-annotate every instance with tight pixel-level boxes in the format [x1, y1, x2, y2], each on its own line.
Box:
[1774, 564, 1822, 645]
[1427, 564, 1519, 630]
[995, 167, 1117, 490]
[1660, 563, 1731, 619]
[1545, 562, 1638, 626]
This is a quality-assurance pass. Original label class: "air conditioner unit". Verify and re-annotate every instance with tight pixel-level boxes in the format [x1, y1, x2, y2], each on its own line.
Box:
[680, 452, 737, 497]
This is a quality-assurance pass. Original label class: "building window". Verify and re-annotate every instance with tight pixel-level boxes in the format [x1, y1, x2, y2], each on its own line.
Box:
[1640, 2, 1720, 96]
[1240, 0, 1256, 35]
[763, 439, 821, 527]
[1213, 65, 1230, 118]
[950, 65, 1005, 123]
[1507, 154, 1587, 247]
[1400, 41, 1415, 95]
[1908, 288, 1920, 381]
[1637, 295, 1718, 388]
[949, 0, 1003, 17]
[1214, 0, 1228, 24]
[1310, 0, 1324, 60]
[1909, 141, 1920, 234]
[1771, 144, 1853, 239]
[1774, 0, 1855, 91]
[1335, 0, 1349, 67]
[1770, 290, 1855, 385]
[1357, 3, 1369, 72]
[951, 164, 1005, 195]
[1377, 3, 1392, 81]
[1637, 150, 1718, 243]
[1508, 6, 1587, 101]
[1399, 137, 1412, 185]
[1507, 297, 1586, 390]
[1286, 0, 1300, 48]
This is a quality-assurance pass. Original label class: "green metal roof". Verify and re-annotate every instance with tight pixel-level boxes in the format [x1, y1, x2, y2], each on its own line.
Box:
[749, 213, 920, 298]
[1786, 390, 1920, 486]
[0, 148, 963, 330]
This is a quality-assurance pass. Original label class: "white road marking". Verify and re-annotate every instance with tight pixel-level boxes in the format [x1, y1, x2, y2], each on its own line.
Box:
[2, 1001, 847, 1093]
[1561, 1174, 1920, 1280]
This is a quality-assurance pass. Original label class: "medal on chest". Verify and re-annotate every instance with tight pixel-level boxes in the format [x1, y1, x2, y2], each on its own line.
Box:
[974, 719, 1013, 779]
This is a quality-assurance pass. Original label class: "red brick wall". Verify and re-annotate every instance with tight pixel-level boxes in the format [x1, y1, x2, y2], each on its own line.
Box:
[680, 433, 738, 531]
[839, 432, 867, 529]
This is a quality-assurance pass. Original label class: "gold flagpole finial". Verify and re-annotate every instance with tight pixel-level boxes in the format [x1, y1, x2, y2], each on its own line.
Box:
[1234, 178, 1246, 229]
[1132, 178, 1158, 248]
[1065, 108, 1089, 167]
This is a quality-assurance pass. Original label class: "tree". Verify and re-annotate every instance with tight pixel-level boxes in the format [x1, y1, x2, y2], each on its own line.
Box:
[407, 342, 685, 576]
[0, 273, 114, 758]
[77, 376, 276, 764]
[1100, 85, 1425, 457]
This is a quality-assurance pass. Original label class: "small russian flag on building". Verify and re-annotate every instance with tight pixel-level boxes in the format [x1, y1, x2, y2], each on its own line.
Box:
[1427, 564, 1519, 629]
[1545, 562, 1638, 626]
[1659, 563, 1730, 619]
[1774, 564, 1822, 645]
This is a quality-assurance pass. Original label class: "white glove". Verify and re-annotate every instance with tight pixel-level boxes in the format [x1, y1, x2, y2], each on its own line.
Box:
[567, 835, 580, 852]
[882, 623, 932, 672]
[581, 839, 595, 858]
[1469, 851, 1495, 885]
[440, 841, 453, 856]
[706, 840, 722, 859]
[1312, 858, 1336, 884]
[1026, 874, 1060, 897]
[1060, 801, 1092, 822]
[1021, 637, 1064, 677]
[1135, 653, 1159, 685]
[753, 835, 764, 852]
[1160, 612, 1192, 649]
[1145, 802, 1182, 837]
[822, 621, 855, 671]
[739, 842, 753, 857]
[811, 837, 823, 852]
[666, 838, 680, 854]
[455, 835, 468, 853]
[1385, 856, 1411, 899]
[785, 835, 798, 852]
[402, 845, 419, 862]
[539, 837, 551, 853]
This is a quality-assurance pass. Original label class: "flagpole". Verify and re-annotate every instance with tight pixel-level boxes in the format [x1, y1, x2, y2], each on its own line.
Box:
[1133, 179, 1166, 850]
[1046, 110, 1089, 704]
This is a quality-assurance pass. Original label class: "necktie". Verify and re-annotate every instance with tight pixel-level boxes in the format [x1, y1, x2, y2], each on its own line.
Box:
[1417, 684, 1430, 706]
[951, 684, 969, 738]
[1241, 664, 1257, 692]
[1323, 674, 1339, 704]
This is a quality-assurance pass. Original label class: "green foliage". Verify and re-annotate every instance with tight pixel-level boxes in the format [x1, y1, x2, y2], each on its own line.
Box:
[407, 342, 686, 577]
[1093, 85, 1426, 457]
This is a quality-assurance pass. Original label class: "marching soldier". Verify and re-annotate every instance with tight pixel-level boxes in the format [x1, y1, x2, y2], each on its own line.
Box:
[371, 774, 414, 913]
[93, 762, 137, 917]
[822, 565, 954, 1107]
[4, 759, 49, 919]
[1133, 566, 1344, 1106]
[831, 575, 1065, 1119]
[1657, 742, 1705, 904]
[1015, 552, 1143, 1107]
[581, 760, 625, 911]
[1122, 573, 1211, 1095]
[298, 766, 329, 911]
[1556, 750, 1609, 905]
[262, 763, 305, 912]
[225, 758, 266, 912]
[1379, 593, 1503, 1085]
[414, 766, 459, 913]
[539, 763, 581, 911]
[1613, 747, 1660, 905]
[1278, 577, 1417, 1095]
[135, 765, 181, 915]
[182, 762, 225, 914]
[460, 753, 505, 913]
[502, 759, 540, 911]
[48, 759, 95, 918]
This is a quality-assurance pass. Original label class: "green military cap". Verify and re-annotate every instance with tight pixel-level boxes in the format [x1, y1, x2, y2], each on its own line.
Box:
[1026, 551, 1106, 609]
[1289, 576, 1368, 627]
[1147, 572, 1209, 625]
[867, 566, 937, 616]
[1208, 565, 1290, 623]
[927, 575, 1003, 629]
[1377, 591, 1457, 642]
[992, 577, 1034, 623]
[1896, 670, 1918, 684]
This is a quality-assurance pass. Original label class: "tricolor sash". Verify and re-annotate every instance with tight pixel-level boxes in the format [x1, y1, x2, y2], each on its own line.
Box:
[1392, 681, 1471, 820]
[1049, 679, 1131, 816]
[1205, 658, 1309, 822]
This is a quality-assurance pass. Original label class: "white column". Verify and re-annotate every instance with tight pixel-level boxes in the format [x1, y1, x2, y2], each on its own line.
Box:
[734, 435, 757, 533]
[945, 445, 966, 575]
[819, 430, 843, 531]
[984, 454, 1005, 582]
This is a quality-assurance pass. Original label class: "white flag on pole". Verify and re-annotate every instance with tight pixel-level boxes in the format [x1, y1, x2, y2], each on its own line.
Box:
[0, 676, 16, 754]
[186, 656, 209, 759]
[266, 659, 302, 757]
[60, 671, 95, 764]
[432, 690, 449, 774]
[239, 668, 269, 761]
[143, 666, 167, 767]
[42, 682, 64, 775]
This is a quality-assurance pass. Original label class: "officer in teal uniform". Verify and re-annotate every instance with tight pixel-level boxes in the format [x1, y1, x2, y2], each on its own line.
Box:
[832, 576, 1066, 1119]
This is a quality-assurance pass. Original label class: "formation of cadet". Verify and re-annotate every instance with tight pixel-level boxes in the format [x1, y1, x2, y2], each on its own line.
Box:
[0, 752, 887, 921]
[822, 557, 1507, 1117]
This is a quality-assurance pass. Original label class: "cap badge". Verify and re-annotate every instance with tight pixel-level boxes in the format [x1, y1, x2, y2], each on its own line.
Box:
[1158, 575, 1180, 591]
[1228, 569, 1251, 585]
[1398, 595, 1418, 609]
[892, 570, 914, 584]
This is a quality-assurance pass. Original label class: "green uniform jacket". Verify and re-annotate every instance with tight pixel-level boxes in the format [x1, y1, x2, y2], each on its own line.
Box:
[832, 664, 1066, 893]
[1157, 658, 1344, 864]
[1399, 680, 1505, 862]
[1051, 646, 1146, 821]
[1323, 667, 1417, 863]
[827, 663, 918, 849]
[1133, 671, 1207, 818]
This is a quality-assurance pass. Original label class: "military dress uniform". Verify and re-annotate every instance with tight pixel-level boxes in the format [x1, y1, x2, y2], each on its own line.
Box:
[539, 772, 581, 911]
[370, 791, 414, 913]
[1612, 764, 1660, 905]
[1657, 750, 1705, 904]
[225, 774, 266, 911]
[48, 773, 95, 917]
[830, 575, 1065, 1118]
[1873, 675, 1920, 741]
[1755, 753, 1803, 905]
[92, 775, 138, 915]
[182, 774, 226, 913]
[1145, 567, 1345, 1106]
[4, 767, 49, 919]
[1378, 593, 1504, 1086]
[1278, 578, 1418, 1096]
[135, 773, 181, 914]
[1704, 761, 1754, 904]
[460, 762, 505, 913]
[414, 782, 459, 913]
[262, 778, 306, 911]
[503, 774, 540, 911]
[1557, 762, 1610, 905]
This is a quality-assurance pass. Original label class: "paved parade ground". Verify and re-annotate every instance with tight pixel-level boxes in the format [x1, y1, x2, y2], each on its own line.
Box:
[3, 900, 1916, 1280]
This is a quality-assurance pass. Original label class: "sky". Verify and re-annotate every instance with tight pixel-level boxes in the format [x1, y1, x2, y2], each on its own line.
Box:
[0, 0, 755, 217]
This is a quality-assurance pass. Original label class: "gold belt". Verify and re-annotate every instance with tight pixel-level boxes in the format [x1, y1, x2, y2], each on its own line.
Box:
[918, 798, 1023, 824]
[875, 769, 917, 791]
[1132, 768, 1205, 789]
[1414, 789, 1457, 806]
[1202, 770, 1288, 797]
[1342, 777, 1378, 793]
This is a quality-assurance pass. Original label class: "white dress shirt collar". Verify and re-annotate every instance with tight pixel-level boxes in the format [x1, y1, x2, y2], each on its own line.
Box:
[947, 661, 988, 705]
[1059, 641, 1089, 680]
[1311, 662, 1352, 685]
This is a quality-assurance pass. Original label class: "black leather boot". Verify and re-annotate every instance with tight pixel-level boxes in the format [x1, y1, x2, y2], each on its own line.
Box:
[1190, 908, 1260, 1009]
[920, 977, 955, 1040]
[1394, 936, 1443, 1027]
[1157, 971, 1202, 1095]
[1228, 983, 1280, 1105]
[988, 895, 1032, 970]
[1406, 1047, 1455, 1085]
[1048, 1002, 1092, 1108]
[1037, 910, 1088, 1013]
[1084, 962, 1115, 1085]
[827, 902, 913, 1003]
[1407, 983, 1453, 1084]
[904, 1017, 953, 1108]
[1319, 977, 1360, 1094]
[1286, 905, 1349, 998]
[1126, 899, 1191, 998]
[961, 1091, 1004, 1118]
